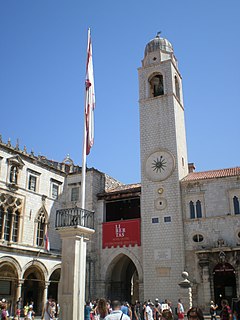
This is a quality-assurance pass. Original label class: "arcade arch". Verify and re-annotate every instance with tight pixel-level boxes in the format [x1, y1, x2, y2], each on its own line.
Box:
[48, 267, 61, 302]
[0, 257, 21, 314]
[105, 252, 143, 303]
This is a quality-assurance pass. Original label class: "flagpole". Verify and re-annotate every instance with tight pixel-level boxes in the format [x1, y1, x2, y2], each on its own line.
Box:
[80, 28, 91, 211]
[80, 87, 88, 211]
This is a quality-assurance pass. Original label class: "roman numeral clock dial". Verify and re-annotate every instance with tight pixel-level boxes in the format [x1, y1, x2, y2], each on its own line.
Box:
[145, 150, 175, 181]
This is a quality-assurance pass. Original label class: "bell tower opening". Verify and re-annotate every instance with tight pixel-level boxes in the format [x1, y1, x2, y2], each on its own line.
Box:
[106, 254, 139, 303]
[149, 74, 164, 97]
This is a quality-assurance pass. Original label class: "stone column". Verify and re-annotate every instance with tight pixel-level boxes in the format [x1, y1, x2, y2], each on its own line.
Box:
[57, 226, 94, 320]
[42, 281, 50, 313]
[138, 281, 144, 303]
[198, 253, 211, 311]
[16, 279, 24, 301]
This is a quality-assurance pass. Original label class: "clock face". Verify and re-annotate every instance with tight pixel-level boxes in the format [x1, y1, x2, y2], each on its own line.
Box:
[145, 150, 175, 181]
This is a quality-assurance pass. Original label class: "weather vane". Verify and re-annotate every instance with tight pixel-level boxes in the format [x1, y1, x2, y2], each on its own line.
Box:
[156, 31, 162, 37]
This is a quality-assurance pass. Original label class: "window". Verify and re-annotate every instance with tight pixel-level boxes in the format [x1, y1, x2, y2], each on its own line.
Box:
[12, 210, 20, 242]
[233, 196, 240, 215]
[189, 200, 202, 219]
[175, 76, 180, 100]
[71, 187, 79, 202]
[193, 234, 204, 242]
[50, 179, 62, 200]
[4, 208, 12, 241]
[0, 206, 3, 239]
[149, 74, 164, 97]
[0, 206, 20, 242]
[28, 175, 37, 192]
[52, 184, 59, 199]
[36, 209, 47, 247]
[152, 217, 159, 224]
[190, 201, 195, 219]
[106, 198, 140, 222]
[164, 216, 171, 223]
[196, 200, 202, 218]
[0, 280, 11, 295]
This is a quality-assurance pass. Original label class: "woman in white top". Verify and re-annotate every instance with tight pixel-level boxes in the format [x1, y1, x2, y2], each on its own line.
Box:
[177, 299, 184, 320]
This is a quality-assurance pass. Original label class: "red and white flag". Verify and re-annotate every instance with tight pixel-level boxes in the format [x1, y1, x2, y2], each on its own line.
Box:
[85, 28, 95, 155]
[44, 230, 50, 251]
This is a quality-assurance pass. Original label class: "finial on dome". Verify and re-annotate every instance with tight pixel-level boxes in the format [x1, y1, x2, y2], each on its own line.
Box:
[156, 31, 162, 38]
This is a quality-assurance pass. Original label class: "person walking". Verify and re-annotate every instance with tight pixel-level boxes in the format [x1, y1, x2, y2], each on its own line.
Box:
[177, 299, 184, 320]
[210, 301, 218, 320]
[187, 307, 204, 320]
[220, 300, 232, 320]
[145, 301, 154, 320]
[104, 300, 130, 320]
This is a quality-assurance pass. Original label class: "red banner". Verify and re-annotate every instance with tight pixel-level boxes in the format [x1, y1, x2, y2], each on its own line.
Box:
[102, 219, 141, 249]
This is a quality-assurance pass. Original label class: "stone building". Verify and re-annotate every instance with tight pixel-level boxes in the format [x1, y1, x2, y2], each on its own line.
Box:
[1, 34, 240, 315]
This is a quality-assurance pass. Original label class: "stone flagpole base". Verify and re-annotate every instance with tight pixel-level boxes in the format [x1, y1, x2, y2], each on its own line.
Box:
[57, 225, 95, 320]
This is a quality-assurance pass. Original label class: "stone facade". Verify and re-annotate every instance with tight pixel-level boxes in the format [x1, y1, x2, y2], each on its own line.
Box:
[1, 34, 240, 317]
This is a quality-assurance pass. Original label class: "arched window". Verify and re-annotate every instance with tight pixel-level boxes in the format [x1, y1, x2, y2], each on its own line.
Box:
[189, 201, 195, 219]
[149, 74, 164, 97]
[0, 206, 4, 239]
[4, 208, 13, 241]
[196, 200, 202, 218]
[233, 196, 240, 214]
[36, 210, 47, 247]
[0, 194, 22, 242]
[175, 76, 180, 100]
[12, 210, 20, 242]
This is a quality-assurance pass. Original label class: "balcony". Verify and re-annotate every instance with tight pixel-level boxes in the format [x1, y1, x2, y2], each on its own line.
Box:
[55, 207, 94, 230]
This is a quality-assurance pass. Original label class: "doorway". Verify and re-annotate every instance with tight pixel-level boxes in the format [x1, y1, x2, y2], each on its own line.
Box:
[213, 263, 236, 307]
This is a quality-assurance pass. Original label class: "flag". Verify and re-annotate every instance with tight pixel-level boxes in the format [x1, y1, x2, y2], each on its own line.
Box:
[85, 28, 95, 155]
[44, 230, 50, 251]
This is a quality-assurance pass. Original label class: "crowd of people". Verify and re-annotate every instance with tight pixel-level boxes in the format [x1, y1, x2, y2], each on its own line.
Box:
[84, 297, 238, 320]
[0, 296, 238, 319]
[84, 298, 185, 320]
[0, 297, 59, 320]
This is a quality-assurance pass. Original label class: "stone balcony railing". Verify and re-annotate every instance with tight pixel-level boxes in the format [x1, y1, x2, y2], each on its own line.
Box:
[55, 207, 94, 230]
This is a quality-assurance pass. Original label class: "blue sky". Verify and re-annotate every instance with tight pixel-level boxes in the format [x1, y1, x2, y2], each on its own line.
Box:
[1, 0, 240, 184]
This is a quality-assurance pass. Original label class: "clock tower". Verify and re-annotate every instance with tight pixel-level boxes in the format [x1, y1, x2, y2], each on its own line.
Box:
[138, 34, 189, 301]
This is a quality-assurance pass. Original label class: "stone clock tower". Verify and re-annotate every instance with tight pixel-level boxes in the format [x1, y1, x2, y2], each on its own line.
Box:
[138, 34, 189, 302]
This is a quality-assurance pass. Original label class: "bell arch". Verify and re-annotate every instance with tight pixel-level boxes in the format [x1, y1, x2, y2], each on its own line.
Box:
[148, 72, 164, 97]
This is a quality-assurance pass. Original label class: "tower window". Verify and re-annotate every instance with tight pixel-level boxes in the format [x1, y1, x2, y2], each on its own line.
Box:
[175, 76, 180, 101]
[189, 200, 202, 219]
[233, 196, 240, 214]
[152, 217, 159, 224]
[149, 74, 164, 97]
[164, 216, 171, 223]
[190, 201, 195, 219]
[196, 200, 202, 218]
